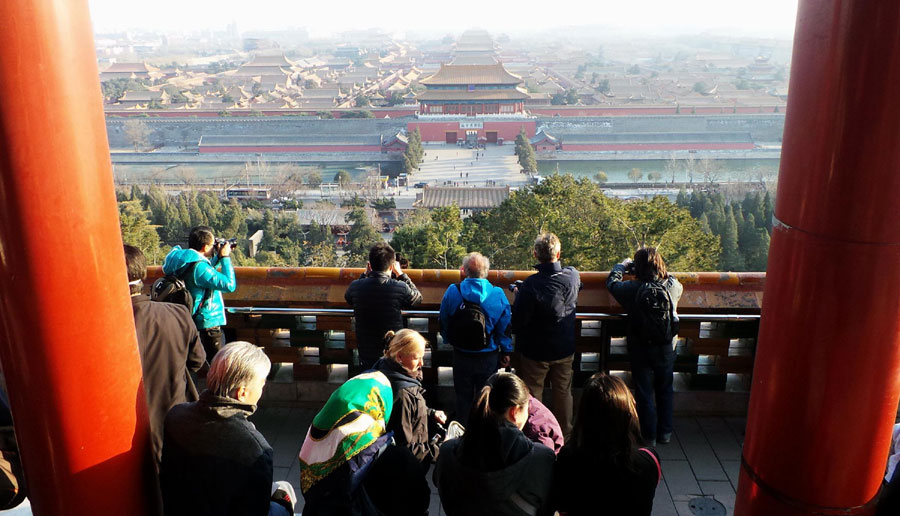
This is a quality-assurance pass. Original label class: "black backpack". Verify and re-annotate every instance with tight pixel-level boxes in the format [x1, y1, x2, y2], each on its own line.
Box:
[447, 284, 490, 351]
[631, 280, 679, 345]
[151, 262, 206, 315]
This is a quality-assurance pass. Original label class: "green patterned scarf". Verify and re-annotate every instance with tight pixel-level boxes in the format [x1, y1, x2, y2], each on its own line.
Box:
[298, 371, 393, 493]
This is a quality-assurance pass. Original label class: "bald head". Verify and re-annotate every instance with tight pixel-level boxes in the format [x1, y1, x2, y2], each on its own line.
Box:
[462, 252, 490, 278]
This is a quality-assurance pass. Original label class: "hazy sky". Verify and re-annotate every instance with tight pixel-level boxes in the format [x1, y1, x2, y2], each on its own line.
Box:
[88, 0, 798, 38]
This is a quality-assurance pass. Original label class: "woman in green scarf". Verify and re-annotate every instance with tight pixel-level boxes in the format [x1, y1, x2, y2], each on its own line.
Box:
[298, 371, 430, 516]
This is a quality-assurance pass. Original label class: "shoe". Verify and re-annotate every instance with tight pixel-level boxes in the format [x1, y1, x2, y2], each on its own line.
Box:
[658, 432, 672, 444]
[271, 480, 296, 512]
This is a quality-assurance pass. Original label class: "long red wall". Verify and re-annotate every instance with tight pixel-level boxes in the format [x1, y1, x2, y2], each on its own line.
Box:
[529, 105, 782, 117]
[198, 145, 384, 153]
[407, 120, 537, 142]
[562, 142, 756, 151]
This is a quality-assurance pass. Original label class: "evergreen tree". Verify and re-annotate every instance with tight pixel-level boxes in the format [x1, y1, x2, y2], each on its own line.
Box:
[118, 200, 165, 264]
[718, 205, 744, 271]
[261, 209, 276, 251]
[676, 189, 690, 210]
[344, 207, 381, 266]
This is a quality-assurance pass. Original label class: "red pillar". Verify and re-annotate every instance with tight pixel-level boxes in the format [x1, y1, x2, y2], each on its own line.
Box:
[0, 1, 156, 515]
[736, 1, 900, 514]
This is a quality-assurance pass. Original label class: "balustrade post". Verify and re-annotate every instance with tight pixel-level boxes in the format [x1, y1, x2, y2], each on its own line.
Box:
[735, 1, 900, 514]
[0, 1, 156, 514]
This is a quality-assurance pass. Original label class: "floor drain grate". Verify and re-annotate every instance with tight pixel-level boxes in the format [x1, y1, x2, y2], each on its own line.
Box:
[689, 497, 727, 515]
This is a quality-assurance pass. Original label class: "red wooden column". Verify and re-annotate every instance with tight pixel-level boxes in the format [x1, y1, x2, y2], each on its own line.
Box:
[736, 1, 900, 514]
[0, 1, 155, 515]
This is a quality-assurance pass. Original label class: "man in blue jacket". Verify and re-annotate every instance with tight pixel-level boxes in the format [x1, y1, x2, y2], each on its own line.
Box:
[162, 226, 237, 360]
[440, 252, 512, 424]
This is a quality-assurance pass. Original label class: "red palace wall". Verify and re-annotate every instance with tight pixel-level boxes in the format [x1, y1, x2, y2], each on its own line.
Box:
[528, 105, 781, 117]
[562, 143, 757, 151]
[407, 120, 537, 142]
[199, 145, 384, 153]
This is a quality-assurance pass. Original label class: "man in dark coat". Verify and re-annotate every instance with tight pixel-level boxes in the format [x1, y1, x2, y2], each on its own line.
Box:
[511, 233, 582, 439]
[344, 242, 422, 368]
[161, 341, 294, 516]
[125, 245, 206, 470]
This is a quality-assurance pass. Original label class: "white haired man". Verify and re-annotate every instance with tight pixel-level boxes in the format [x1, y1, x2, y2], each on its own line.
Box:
[160, 341, 294, 516]
[439, 252, 512, 424]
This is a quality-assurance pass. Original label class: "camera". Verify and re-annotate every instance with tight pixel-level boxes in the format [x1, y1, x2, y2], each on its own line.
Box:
[507, 280, 523, 292]
[215, 237, 237, 249]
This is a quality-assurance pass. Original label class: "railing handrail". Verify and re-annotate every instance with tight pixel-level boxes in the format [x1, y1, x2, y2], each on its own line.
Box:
[226, 306, 760, 322]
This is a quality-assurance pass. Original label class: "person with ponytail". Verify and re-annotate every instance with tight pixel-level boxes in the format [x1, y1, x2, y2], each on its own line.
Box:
[552, 373, 661, 516]
[373, 329, 447, 465]
[434, 372, 555, 516]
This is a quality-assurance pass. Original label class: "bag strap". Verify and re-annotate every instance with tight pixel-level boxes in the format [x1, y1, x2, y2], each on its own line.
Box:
[639, 447, 662, 485]
[181, 261, 211, 316]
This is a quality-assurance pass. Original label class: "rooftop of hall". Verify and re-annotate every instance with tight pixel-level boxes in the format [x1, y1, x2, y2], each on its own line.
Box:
[420, 63, 523, 86]
[418, 186, 510, 209]
[415, 88, 530, 101]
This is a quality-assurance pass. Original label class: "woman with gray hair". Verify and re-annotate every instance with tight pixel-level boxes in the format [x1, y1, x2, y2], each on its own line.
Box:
[160, 341, 295, 516]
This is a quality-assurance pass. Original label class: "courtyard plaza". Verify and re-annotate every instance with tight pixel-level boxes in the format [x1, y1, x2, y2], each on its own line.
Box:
[411, 142, 530, 189]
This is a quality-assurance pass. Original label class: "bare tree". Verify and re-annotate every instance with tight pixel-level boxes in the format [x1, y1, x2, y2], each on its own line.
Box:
[122, 119, 150, 152]
[698, 158, 723, 184]
[663, 152, 679, 183]
[175, 165, 197, 186]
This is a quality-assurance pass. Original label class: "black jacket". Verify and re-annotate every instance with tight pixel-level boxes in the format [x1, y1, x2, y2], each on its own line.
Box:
[434, 423, 555, 516]
[511, 262, 582, 361]
[161, 392, 272, 516]
[373, 358, 439, 464]
[552, 445, 660, 516]
[131, 295, 206, 469]
[344, 271, 422, 362]
[606, 264, 683, 346]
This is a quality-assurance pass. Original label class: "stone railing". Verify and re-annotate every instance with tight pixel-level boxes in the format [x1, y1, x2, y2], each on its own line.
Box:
[148, 267, 763, 395]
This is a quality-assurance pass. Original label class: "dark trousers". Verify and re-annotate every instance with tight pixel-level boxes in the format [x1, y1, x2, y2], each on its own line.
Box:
[199, 327, 224, 362]
[452, 349, 499, 426]
[628, 341, 675, 441]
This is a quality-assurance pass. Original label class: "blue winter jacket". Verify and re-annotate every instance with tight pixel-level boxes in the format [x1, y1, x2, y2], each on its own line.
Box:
[439, 278, 513, 353]
[162, 246, 237, 329]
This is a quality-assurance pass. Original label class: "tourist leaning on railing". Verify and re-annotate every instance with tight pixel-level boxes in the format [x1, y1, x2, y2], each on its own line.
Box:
[344, 242, 422, 369]
[606, 246, 682, 446]
[552, 373, 660, 516]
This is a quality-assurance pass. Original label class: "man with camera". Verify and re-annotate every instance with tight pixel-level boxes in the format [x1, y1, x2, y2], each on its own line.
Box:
[162, 226, 237, 360]
[511, 233, 582, 439]
[344, 242, 422, 369]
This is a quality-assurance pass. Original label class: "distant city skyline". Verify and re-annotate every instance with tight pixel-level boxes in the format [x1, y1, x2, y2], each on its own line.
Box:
[88, 0, 798, 39]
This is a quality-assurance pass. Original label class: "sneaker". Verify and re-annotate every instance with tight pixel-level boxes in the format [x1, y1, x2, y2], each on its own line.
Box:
[271, 481, 296, 512]
[658, 432, 672, 444]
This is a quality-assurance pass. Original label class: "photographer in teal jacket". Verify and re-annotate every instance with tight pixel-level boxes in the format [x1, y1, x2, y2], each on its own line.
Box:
[163, 226, 237, 359]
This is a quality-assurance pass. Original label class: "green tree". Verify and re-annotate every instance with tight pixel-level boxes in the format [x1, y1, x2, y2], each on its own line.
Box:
[458, 175, 718, 272]
[334, 170, 352, 186]
[594, 171, 608, 183]
[647, 172, 662, 182]
[628, 168, 643, 183]
[344, 207, 381, 266]
[118, 200, 165, 264]
[596, 79, 610, 93]
[551, 93, 566, 105]
[693, 82, 709, 94]
[718, 205, 744, 271]
[392, 206, 465, 269]
[371, 198, 396, 210]
[565, 88, 580, 105]
[306, 170, 323, 187]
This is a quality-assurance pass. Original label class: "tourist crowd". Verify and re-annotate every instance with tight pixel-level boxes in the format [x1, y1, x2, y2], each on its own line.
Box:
[3, 228, 897, 515]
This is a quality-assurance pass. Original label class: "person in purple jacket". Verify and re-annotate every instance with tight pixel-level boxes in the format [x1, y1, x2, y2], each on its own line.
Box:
[523, 394, 565, 454]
